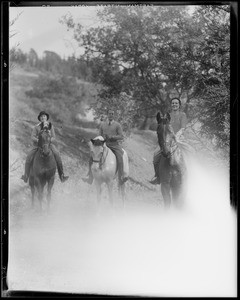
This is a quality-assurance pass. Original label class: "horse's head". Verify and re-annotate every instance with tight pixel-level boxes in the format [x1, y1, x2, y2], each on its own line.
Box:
[90, 136, 106, 168]
[38, 128, 52, 156]
[156, 112, 175, 157]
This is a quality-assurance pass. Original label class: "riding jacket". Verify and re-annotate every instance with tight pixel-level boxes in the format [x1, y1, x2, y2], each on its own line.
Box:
[31, 122, 56, 147]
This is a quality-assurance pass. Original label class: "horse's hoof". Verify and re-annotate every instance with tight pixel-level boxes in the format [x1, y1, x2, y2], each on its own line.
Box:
[122, 177, 128, 183]
[82, 177, 93, 184]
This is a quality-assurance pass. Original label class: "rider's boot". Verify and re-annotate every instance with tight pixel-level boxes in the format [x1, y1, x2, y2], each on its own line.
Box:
[53, 152, 69, 183]
[149, 176, 160, 185]
[21, 174, 28, 183]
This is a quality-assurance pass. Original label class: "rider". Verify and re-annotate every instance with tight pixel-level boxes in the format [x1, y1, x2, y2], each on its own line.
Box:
[149, 98, 188, 185]
[21, 111, 69, 183]
[82, 109, 128, 185]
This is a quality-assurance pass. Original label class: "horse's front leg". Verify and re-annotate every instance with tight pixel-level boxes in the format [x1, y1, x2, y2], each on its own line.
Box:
[95, 182, 102, 210]
[30, 185, 35, 208]
[29, 176, 35, 208]
[118, 180, 125, 209]
[161, 182, 171, 208]
[107, 180, 114, 206]
[47, 177, 55, 211]
[171, 170, 185, 209]
[35, 180, 44, 211]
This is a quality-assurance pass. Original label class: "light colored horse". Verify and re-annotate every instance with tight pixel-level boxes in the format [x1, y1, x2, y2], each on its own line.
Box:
[89, 136, 129, 208]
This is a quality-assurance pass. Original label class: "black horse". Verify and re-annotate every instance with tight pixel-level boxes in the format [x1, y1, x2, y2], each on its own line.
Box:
[29, 127, 57, 210]
[156, 112, 187, 208]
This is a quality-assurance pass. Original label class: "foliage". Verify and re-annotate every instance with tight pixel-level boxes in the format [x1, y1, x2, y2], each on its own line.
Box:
[191, 5, 230, 151]
[25, 74, 86, 124]
[61, 4, 230, 152]
[9, 48, 93, 81]
[10, 5, 231, 153]
[89, 92, 136, 136]
[9, 11, 23, 71]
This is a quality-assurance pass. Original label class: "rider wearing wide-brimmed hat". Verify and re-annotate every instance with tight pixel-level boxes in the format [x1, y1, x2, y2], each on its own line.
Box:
[21, 111, 69, 183]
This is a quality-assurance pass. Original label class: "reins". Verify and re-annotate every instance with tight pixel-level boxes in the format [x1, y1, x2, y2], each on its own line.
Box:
[158, 123, 178, 158]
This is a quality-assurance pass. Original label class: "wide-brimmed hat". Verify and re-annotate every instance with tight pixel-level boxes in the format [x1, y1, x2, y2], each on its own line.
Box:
[38, 111, 49, 121]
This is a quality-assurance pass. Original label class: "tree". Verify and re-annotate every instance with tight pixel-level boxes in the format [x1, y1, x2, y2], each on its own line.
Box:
[191, 5, 230, 150]
[28, 48, 39, 68]
[61, 5, 230, 147]
[42, 51, 63, 74]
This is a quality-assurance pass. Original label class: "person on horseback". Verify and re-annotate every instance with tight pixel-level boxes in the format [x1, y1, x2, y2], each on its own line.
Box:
[149, 98, 188, 185]
[82, 109, 128, 185]
[21, 111, 69, 183]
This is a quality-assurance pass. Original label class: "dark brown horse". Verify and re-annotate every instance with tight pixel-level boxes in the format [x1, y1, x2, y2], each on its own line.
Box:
[29, 127, 57, 210]
[156, 112, 187, 208]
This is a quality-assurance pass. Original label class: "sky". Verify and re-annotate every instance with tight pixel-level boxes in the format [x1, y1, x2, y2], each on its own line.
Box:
[9, 4, 196, 59]
[9, 5, 102, 58]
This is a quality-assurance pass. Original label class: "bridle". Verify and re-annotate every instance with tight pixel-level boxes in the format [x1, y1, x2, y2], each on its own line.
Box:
[92, 146, 109, 169]
[38, 130, 52, 157]
[157, 123, 178, 158]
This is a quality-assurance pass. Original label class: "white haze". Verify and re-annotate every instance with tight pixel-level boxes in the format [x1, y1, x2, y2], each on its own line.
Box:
[7, 154, 236, 297]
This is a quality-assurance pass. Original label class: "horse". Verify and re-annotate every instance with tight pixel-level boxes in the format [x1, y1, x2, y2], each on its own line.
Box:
[156, 112, 187, 208]
[29, 127, 57, 211]
[89, 136, 129, 209]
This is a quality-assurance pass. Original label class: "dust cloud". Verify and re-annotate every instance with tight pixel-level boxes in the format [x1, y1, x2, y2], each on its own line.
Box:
[7, 154, 236, 297]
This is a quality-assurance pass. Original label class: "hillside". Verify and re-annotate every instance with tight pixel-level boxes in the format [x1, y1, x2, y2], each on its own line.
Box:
[9, 66, 162, 219]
